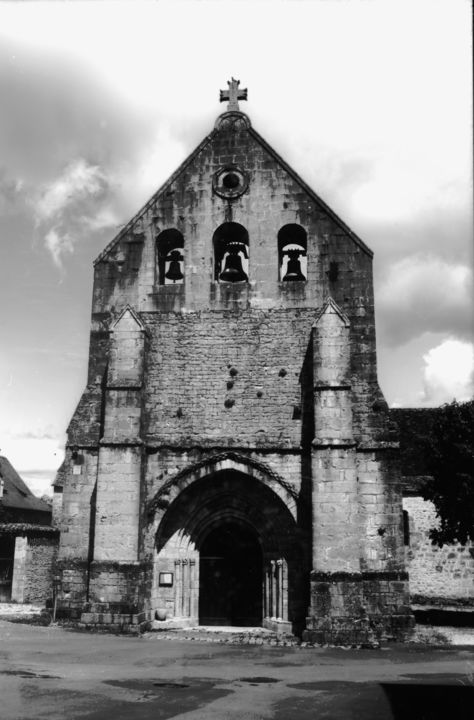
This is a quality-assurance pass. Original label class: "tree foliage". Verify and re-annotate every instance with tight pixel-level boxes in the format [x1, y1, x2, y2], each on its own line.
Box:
[421, 400, 474, 546]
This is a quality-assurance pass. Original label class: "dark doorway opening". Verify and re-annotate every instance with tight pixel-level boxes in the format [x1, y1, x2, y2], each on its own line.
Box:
[199, 522, 262, 626]
[0, 535, 15, 602]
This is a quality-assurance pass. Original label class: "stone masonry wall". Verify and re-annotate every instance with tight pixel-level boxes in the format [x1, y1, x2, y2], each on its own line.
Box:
[24, 536, 58, 604]
[88, 561, 143, 606]
[57, 449, 98, 561]
[143, 309, 310, 448]
[305, 573, 412, 645]
[358, 449, 405, 573]
[404, 496, 474, 602]
[93, 446, 142, 562]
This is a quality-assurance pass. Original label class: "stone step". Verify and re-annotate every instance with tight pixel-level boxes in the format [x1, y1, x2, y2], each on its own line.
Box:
[147, 624, 300, 646]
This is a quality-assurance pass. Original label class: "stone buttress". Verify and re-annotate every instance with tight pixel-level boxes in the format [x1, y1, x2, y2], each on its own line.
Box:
[304, 299, 413, 644]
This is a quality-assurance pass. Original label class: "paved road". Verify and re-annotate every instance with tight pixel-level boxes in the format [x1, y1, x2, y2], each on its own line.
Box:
[0, 620, 473, 719]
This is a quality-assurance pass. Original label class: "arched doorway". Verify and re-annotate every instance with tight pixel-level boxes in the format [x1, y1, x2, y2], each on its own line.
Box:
[199, 521, 262, 626]
[152, 468, 308, 633]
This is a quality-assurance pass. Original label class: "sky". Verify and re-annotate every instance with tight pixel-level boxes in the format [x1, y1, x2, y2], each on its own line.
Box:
[0, 0, 472, 497]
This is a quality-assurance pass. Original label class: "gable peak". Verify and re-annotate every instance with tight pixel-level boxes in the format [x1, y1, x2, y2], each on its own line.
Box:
[111, 306, 145, 332]
[313, 297, 351, 328]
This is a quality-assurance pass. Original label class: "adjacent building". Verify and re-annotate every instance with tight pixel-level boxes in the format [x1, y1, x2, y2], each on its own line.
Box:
[0, 456, 57, 603]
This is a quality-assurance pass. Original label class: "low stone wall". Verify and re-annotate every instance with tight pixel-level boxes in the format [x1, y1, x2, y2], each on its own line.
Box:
[304, 571, 414, 645]
[404, 496, 474, 603]
[23, 536, 58, 604]
[11, 533, 58, 604]
[79, 605, 150, 634]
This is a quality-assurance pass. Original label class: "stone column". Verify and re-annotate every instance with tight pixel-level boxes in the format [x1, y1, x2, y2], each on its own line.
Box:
[174, 560, 182, 617]
[181, 559, 189, 616]
[277, 559, 284, 620]
[189, 559, 197, 620]
[264, 563, 270, 619]
[270, 560, 276, 619]
[281, 559, 288, 622]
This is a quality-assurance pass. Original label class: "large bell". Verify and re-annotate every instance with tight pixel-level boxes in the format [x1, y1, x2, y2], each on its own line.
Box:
[219, 243, 248, 283]
[283, 249, 305, 281]
[164, 249, 184, 282]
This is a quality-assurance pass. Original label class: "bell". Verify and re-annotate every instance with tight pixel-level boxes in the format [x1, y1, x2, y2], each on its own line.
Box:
[164, 250, 184, 282]
[219, 244, 248, 283]
[283, 249, 305, 282]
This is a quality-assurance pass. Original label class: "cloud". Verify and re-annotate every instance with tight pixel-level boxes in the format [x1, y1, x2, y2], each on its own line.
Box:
[24, 122, 186, 271]
[122, 124, 187, 211]
[348, 146, 471, 225]
[83, 206, 120, 232]
[0, 42, 162, 269]
[377, 255, 473, 346]
[32, 158, 115, 268]
[34, 128, 187, 269]
[0, 435, 64, 474]
[43, 228, 73, 269]
[12, 428, 57, 441]
[19, 471, 55, 498]
[0, 168, 24, 212]
[420, 339, 474, 405]
[35, 159, 107, 221]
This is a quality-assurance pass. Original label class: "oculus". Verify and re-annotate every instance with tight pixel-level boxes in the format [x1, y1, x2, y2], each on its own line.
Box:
[213, 165, 249, 200]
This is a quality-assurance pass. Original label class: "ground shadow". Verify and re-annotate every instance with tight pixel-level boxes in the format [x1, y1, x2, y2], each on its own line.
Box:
[381, 682, 474, 720]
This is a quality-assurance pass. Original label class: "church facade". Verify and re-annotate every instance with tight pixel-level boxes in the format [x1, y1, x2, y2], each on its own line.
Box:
[53, 81, 414, 644]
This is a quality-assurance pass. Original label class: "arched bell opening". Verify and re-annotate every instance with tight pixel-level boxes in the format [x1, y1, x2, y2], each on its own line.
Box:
[152, 470, 305, 632]
[155, 228, 184, 285]
[213, 223, 249, 283]
[278, 224, 307, 282]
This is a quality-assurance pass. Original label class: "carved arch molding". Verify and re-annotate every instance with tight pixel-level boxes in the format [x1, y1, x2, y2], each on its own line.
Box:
[147, 451, 299, 521]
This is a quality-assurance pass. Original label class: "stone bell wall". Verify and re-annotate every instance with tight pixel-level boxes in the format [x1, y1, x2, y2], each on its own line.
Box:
[54, 109, 409, 638]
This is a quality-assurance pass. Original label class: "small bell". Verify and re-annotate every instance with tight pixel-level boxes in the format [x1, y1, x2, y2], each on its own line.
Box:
[164, 249, 184, 282]
[283, 249, 305, 282]
[219, 242, 248, 283]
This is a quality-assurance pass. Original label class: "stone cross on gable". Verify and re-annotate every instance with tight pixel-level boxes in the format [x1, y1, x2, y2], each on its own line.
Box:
[220, 78, 248, 112]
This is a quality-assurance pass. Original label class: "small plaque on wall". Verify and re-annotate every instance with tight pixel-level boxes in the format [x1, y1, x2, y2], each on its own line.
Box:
[159, 572, 173, 587]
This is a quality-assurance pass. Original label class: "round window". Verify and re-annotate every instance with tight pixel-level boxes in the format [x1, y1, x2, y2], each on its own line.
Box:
[213, 166, 249, 199]
[222, 172, 240, 189]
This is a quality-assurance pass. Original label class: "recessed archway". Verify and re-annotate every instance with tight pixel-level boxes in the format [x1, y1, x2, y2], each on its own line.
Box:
[152, 469, 307, 632]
